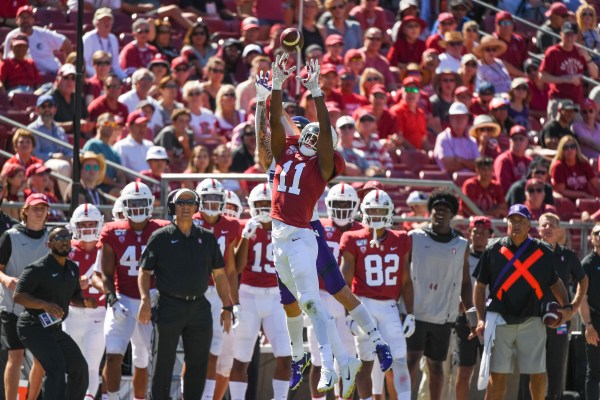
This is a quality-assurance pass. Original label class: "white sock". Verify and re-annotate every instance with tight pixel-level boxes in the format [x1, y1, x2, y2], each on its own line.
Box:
[286, 314, 305, 362]
[133, 397, 145, 400]
[318, 344, 334, 371]
[229, 381, 248, 400]
[101, 394, 110, 400]
[202, 379, 216, 399]
[327, 316, 350, 367]
[107, 392, 119, 400]
[272, 378, 289, 399]
[349, 303, 382, 343]
[360, 397, 373, 400]
[181, 375, 184, 394]
[392, 357, 411, 400]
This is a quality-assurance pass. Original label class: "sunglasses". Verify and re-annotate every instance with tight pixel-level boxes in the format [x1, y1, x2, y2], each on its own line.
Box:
[106, 83, 122, 89]
[448, 41, 463, 47]
[360, 117, 376, 123]
[62, 75, 76, 80]
[533, 169, 547, 175]
[477, 126, 496, 132]
[175, 66, 189, 72]
[583, 109, 595, 114]
[176, 199, 197, 206]
[210, 68, 225, 74]
[222, 92, 236, 98]
[499, 20, 513, 26]
[341, 74, 355, 80]
[53, 233, 73, 242]
[189, 91, 203, 97]
[366, 36, 382, 41]
[465, 28, 478, 32]
[484, 47, 498, 52]
[164, 83, 178, 89]
[563, 143, 577, 150]
[366, 76, 381, 82]
[95, 60, 111, 66]
[340, 124, 355, 130]
[441, 20, 455, 25]
[514, 85, 528, 91]
[442, 78, 455, 83]
[84, 164, 101, 172]
[38, 102, 55, 109]
[100, 120, 118, 128]
[349, 57, 363, 62]
[593, 230, 600, 236]
[329, 4, 344, 10]
[465, 62, 477, 67]
[527, 187, 544, 193]
[136, 28, 150, 34]
[192, 31, 206, 36]
[405, 87, 419, 93]
[582, 12, 594, 17]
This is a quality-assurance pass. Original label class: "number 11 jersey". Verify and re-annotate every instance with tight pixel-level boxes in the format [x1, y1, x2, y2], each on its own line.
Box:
[270, 137, 345, 229]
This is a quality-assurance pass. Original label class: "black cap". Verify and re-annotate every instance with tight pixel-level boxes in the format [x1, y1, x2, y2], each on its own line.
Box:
[562, 21, 578, 34]
[523, 58, 540, 73]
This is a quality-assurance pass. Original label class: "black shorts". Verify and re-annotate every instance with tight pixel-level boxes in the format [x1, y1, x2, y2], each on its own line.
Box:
[1, 312, 24, 351]
[406, 320, 452, 362]
[455, 314, 482, 367]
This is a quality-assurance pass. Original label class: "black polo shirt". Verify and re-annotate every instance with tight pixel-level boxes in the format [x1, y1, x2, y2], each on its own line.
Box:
[15, 254, 82, 325]
[543, 244, 585, 303]
[49, 88, 89, 124]
[582, 251, 600, 313]
[476, 236, 559, 318]
[140, 223, 224, 297]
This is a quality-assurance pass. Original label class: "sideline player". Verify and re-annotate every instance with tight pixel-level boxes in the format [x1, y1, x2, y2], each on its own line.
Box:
[341, 190, 414, 400]
[63, 204, 107, 400]
[255, 65, 392, 394]
[192, 179, 241, 399]
[223, 190, 243, 219]
[308, 183, 363, 399]
[100, 182, 169, 400]
[229, 183, 291, 400]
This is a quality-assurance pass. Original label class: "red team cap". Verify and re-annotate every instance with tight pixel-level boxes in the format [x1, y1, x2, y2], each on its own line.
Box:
[16, 6, 34, 17]
[469, 216, 492, 231]
[25, 193, 50, 207]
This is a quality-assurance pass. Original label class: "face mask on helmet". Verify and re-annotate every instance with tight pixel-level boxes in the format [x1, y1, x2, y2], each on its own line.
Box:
[360, 190, 393, 229]
[222, 190, 242, 219]
[248, 183, 272, 223]
[70, 204, 104, 241]
[200, 193, 225, 216]
[123, 198, 153, 223]
[327, 200, 358, 226]
[299, 122, 339, 157]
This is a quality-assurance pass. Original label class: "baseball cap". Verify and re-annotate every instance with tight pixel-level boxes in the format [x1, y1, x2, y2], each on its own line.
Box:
[173, 188, 198, 202]
[509, 125, 528, 137]
[127, 110, 148, 126]
[11, 35, 28, 47]
[171, 56, 189, 70]
[489, 97, 510, 111]
[94, 7, 113, 21]
[582, 98, 597, 110]
[58, 63, 76, 77]
[455, 86, 472, 96]
[325, 34, 344, 47]
[461, 53, 477, 65]
[399, 0, 419, 12]
[562, 21, 578, 34]
[450, 0, 471, 8]
[511, 77, 528, 90]
[355, 108, 376, 121]
[545, 2, 568, 17]
[26, 163, 51, 178]
[401, 15, 426, 30]
[16, 5, 34, 17]
[241, 17, 259, 31]
[132, 18, 150, 32]
[507, 204, 531, 220]
[407, 190, 428, 206]
[558, 99, 579, 111]
[148, 53, 170, 69]
[320, 63, 338, 76]
[495, 11, 513, 24]
[344, 48, 364, 64]
[470, 216, 492, 230]
[369, 84, 386, 95]
[403, 76, 421, 87]
[1, 164, 24, 178]
[25, 193, 50, 207]
[449, 101, 469, 115]
[242, 44, 263, 58]
[336, 115, 355, 129]
[36, 94, 55, 108]
[146, 146, 169, 161]
[478, 82, 495, 96]
[438, 12, 455, 23]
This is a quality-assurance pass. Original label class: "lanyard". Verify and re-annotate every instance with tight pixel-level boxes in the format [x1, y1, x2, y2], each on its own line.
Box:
[96, 33, 112, 55]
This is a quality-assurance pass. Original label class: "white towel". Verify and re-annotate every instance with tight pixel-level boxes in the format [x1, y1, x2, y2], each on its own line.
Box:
[477, 311, 506, 390]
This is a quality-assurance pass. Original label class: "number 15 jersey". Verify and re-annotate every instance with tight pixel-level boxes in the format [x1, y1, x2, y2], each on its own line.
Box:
[270, 137, 345, 229]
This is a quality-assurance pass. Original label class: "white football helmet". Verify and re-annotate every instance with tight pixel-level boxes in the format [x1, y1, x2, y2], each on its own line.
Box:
[326, 183, 359, 226]
[298, 122, 339, 157]
[112, 197, 125, 221]
[196, 178, 225, 217]
[121, 182, 155, 223]
[223, 190, 243, 219]
[361, 189, 394, 229]
[70, 203, 104, 242]
[248, 183, 272, 223]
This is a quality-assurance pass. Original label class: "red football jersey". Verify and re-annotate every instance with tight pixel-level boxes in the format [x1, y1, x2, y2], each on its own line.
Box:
[320, 218, 364, 266]
[340, 227, 411, 301]
[69, 241, 106, 306]
[240, 225, 277, 288]
[271, 138, 346, 228]
[192, 213, 242, 286]
[99, 219, 170, 298]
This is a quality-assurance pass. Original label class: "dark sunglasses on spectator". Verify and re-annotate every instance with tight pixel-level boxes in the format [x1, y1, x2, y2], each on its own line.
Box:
[84, 164, 101, 172]
[189, 91, 203, 97]
[527, 187, 544, 193]
[164, 83, 179, 89]
[176, 199, 197, 206]
[62, 75, 76, 80]
[222, 92, 236, 97]
[106, 83, 122, 89]
[38, 102, 54, 109]
[563, 143, 577, 150]
[582, 12, 594, 16]
[340, 124, 355, 130]
[465, 62, 477, 67]
[53, 233, 73, 242]
[582, 109, 595, 114]
[466, 28, 478, 32]
[341, 74, 355, 80]
[95, 60, 111, 66]
[448, 41, 463, 47]
[136, 28, 150, 34]
[366, 76, 381, 82]
[349, 56, 363, 62]
[484, 47, 498, 52]
[533, 169, 547, 175]
[499, 20, 513, 26]
[477, 126, 496, 132]
[210, 68, 225, 74]
[441, 20, 455, 25]
[366, 36, 382, 41]
[360, 117, 376, 123]
[175, 66, 189, 72]
[404, 87, 419, 93]
[329, 4, 344, 10]
[514, 85, 528, 91]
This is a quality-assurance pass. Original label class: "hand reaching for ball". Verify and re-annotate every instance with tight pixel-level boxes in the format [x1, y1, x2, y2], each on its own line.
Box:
[271, 53, 296, 90]
[255, 71, 272, 102]
[296, 59, 322, 97]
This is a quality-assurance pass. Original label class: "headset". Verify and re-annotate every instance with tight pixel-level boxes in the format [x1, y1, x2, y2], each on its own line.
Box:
[167, 189, 200, 216]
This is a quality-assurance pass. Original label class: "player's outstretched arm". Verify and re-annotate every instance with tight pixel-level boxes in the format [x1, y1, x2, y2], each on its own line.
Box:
[297, 59, 333, 180]
[255, 71, 273, 170]
[340, 250, 356, 287]
[270, 53, 296, 162]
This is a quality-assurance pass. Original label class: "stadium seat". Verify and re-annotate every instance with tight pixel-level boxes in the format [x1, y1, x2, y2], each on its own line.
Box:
[224, 0, 237, 12]
[119, 32, 135, 47]
[8, 92, 38, 111]
[386, 170, 417, 179]
[112, 10, 133, 34]
[398, 150, 432, 173]
[35, 7, 68, 28]
[554, 197, 578, 220]
[453, 171, 476, 187]
[576, 198, 600, 215]
[202, 18, 229, 34]
[0, 92, 10, 110]
[4, 110, 31, 126]
[419, 170, 450, 181]
[57, 30, 77, 44]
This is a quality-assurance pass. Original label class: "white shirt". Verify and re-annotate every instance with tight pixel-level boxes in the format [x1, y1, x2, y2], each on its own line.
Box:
[437, 52, 462, 73]
[67, 0, 121, 10]
[82, 29, 126, 79]
[118, 90, 164, 133]
[189, 108, 218, 143]
[112, 135, 153, 172]
[3, 27, 66, 73]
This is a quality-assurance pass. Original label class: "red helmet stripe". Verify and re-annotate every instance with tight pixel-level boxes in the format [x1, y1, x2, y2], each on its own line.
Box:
[84, 203, 88, 216]
[341, 184, 345, 194]
[375, 190, 380, 202]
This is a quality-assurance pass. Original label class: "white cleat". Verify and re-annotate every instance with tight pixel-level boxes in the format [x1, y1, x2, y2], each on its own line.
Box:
[317, 368, 338, 393]
[340, 357, 362, 398]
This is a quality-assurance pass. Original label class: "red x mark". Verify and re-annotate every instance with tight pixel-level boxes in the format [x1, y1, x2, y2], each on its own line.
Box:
[496, 246, 544, 301]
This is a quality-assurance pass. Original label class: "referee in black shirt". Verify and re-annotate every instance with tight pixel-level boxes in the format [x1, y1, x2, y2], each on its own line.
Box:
[138, 188, 231, 400]
[13, 226, 97, 400]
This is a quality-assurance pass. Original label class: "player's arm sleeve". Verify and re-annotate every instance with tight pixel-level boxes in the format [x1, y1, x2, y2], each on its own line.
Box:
[0, 232, 12, 266]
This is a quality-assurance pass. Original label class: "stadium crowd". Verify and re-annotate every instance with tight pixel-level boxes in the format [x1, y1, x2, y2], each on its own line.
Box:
[1, 0, 600, 399]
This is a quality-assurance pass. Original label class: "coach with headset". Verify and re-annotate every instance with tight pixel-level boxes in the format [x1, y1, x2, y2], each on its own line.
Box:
[138, 188, 232, 400]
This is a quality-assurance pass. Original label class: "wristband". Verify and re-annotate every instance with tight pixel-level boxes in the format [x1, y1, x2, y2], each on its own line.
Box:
[222, 306, 234, 312]
[107, 293, 118, 307]
[587, 321, 594, 326]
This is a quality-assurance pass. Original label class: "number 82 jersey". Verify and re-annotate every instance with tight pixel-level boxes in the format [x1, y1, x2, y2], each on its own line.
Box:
[271, 138, 345, 229]
[340, 227, 411, 301]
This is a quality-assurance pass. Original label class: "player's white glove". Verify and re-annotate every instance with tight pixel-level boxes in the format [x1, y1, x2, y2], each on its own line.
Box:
[271, 52, 296, 90]
[255, 71, 272, 102]
[296, 58, 322, 98]
[403, 314, 416, 338]
[232, 304, 241, 329]
[346, 315, 362, 336]
[150, 288, 159, 308]
[112, 301, 130, 322]
[242, 218, 261, 239]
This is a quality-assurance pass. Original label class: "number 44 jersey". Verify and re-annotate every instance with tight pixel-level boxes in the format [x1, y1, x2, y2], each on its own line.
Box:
[340, 227, 411, 301]
[271, 137, 345, 229]
[99, 219, 170, 299]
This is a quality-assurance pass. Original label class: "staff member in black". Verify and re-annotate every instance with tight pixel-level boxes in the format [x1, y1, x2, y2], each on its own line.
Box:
[138, 188, 232, 400]
[474, 204, 570, 400]
[13, 226, 97, 400]
[579, 223, 600, 400]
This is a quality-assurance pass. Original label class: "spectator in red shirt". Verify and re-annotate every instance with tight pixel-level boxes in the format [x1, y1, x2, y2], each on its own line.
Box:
[85, 50, 113, 102]
[0, 163, 26, 209]
[359, 28, 397, 91]
[494, 11, 528, 78]
[0, 0, 28, 28]
[119, 18, 158, 76]
[523, 178, 558, 221]
[550, 135, 600, 200]
[541, 21, 599, 118]
[339, 68, 368, 115]
[493, 125, 532, 193]
[426, 12, 457, 54]
[353, 84, 395, 139]
[344, 49, 366, 89]
[524, 58, 549, 124]
[460, 156, 507, 217]
[0, 35, 40, 94]
[469, 114, 502, 159]
[390, 76, 428, 150]
[470, 83, 495, 117]
[5, 129, 43, 170]
[240, 17, 261, 47]
[349, 0, 389, 42]
[387, 15, 426, 70]
[88, 73, 129, 123]
[322, 34, 345, 68]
